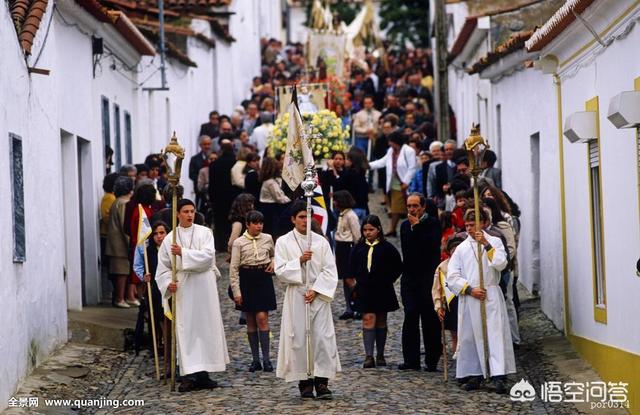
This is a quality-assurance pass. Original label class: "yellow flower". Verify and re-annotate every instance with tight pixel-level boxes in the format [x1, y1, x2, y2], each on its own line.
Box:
[314, 150, 321, 156]
[322, 146, 329, 153]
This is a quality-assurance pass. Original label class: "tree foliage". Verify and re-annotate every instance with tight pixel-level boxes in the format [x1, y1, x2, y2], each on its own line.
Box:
[379, 0, 430, 48]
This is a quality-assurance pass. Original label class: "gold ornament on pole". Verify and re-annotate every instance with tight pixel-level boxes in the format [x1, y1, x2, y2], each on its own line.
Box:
[464, 124, 491, 380]
[161, 132, 184, 392]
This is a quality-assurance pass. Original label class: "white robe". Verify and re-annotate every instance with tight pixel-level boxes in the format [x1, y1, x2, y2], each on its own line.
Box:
[274, 229, 341, 382]
[446, 232, 516, 378]
[156, 224, 229, 375]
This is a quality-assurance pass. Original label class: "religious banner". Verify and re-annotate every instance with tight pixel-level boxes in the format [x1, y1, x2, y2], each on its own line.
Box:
[276, 83, 329, 116]
[307, 31, 347, 78]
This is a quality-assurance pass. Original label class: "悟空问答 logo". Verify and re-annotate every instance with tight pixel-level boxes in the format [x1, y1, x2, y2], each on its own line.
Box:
[510, 379, 536, 402]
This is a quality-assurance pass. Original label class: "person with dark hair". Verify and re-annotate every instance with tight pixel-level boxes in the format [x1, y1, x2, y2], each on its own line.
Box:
[105, 145, 114, 175]
[100, 173, 119, 246]
[399, 192, 442, 371]
[259, 156, 291, 236]
[369, 130, 418, 236]
[333, 190, 361, 320]
[432, 235, 463, 361]
[243, 153, 262, 202]
[200, 111, 220, 140]
[446, 207, 514, 394]
[321, 151, 348, 215]
[229, 210, 276, 372]
[135, 163, 150, 182]
[274, 200, 340, 399]
[126, 182, 159, 306]
[345, 149, 370, 223]
[350, 215, 402, 368]
[480, 149, 502, 189]
[156, 199, 229, 392]
[106, 176, 135, 308]
[151, 184, 205, 233]
[132, 221, 168, 354]
[227, 193, 256, 255]
[483, 198, 520, 348]
[210, 140, 237, 251]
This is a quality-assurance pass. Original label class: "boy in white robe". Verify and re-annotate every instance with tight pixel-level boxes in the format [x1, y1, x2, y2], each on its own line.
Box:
[446, 208, 515, 394]
[156, 199, 230, 392]
[274, 201, 341, 399]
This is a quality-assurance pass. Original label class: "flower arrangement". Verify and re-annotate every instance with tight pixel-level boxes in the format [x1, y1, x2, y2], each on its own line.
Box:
[268, 109, 350, 160]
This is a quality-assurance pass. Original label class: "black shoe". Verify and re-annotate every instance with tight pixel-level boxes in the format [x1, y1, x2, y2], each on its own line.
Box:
[513, 342, 520, 350]
[299, 380, 314, 399]
[262, 360, 273, 372]
[463, 376, 482, 391]
[339, 311, 354, 320]
[314, 378, 332, 400]
[398, 363, 421, 371]
[363, 356, 376, 368]
[249, 361, 262, 372]
[353, 312, 362, 320]
[178, 378, 197, 393]
[376, 355, 387, 367]
[196, 377, 218, 390]
[490, 376, 507, 394]
[425, 366, 440, 372]
[239, 316, 247, 325]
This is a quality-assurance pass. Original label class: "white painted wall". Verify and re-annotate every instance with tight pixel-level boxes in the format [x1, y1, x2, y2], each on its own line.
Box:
[0, 0, 68, 406]
[491, 68, 564, 329]
[554, 17, 640, 353]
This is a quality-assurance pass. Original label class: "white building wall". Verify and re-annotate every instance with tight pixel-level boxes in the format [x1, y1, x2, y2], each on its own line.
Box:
[0, 0, 68, 406]
[558, 23, 640, 353]
[491, 68, 564, 329]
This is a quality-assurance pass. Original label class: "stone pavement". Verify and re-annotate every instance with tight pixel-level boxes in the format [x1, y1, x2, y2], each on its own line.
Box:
[4, 193, 623, 415]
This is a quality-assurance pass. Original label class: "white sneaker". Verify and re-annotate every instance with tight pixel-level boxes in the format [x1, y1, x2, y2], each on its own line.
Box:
[115, 301, 131, 309]
[126, 299, 140, 307]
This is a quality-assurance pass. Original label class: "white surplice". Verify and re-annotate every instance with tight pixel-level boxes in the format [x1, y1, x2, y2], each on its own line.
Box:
[156, 224, 229, 375]
[446, 232, 516, 378]
[274, 229, 341, 382]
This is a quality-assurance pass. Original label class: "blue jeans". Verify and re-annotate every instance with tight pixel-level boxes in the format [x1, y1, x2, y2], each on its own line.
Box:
[353, 208, 367, 224]
[355, 136, 369, 154]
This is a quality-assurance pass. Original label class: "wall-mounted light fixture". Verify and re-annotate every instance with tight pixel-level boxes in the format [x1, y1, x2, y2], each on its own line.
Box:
[607, 90, 640, 129]
[564, 111, 597, 143]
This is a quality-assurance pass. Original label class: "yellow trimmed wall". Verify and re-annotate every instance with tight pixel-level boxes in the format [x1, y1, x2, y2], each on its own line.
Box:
[569, 335, 639, 414]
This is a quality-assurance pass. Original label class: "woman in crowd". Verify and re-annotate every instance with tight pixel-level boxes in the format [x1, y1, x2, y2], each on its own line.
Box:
[259, 156, 291, 237]
[350, 215, 402, 368]
[345, 148, 370, 223]
[227, 193, 257, 255]
[333, 190, 361, 321]
[229, 210, 277, 372]
[105, 176, 135, 308]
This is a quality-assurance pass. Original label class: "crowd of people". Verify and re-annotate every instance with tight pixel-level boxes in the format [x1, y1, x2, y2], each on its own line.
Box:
[98, 38, 524, 398]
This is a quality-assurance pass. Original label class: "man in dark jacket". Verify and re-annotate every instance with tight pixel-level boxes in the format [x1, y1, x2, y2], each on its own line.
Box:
[399, 193, 442, 371]
[199, 111, 220, 140]
[188, 135, 212, 207]
[209, 139, 236, 250]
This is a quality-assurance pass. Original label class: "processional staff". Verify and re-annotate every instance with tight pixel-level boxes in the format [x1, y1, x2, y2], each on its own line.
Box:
[161, 132, 185, 392]
[464, 124, 491, 380]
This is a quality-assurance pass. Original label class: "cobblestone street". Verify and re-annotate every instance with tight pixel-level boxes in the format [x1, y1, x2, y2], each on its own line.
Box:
[4, 195, 620, 415]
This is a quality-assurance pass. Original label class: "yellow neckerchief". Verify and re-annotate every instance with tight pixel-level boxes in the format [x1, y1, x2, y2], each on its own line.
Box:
[364, 239, 380, 272]
[243, 231, 260, 259]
